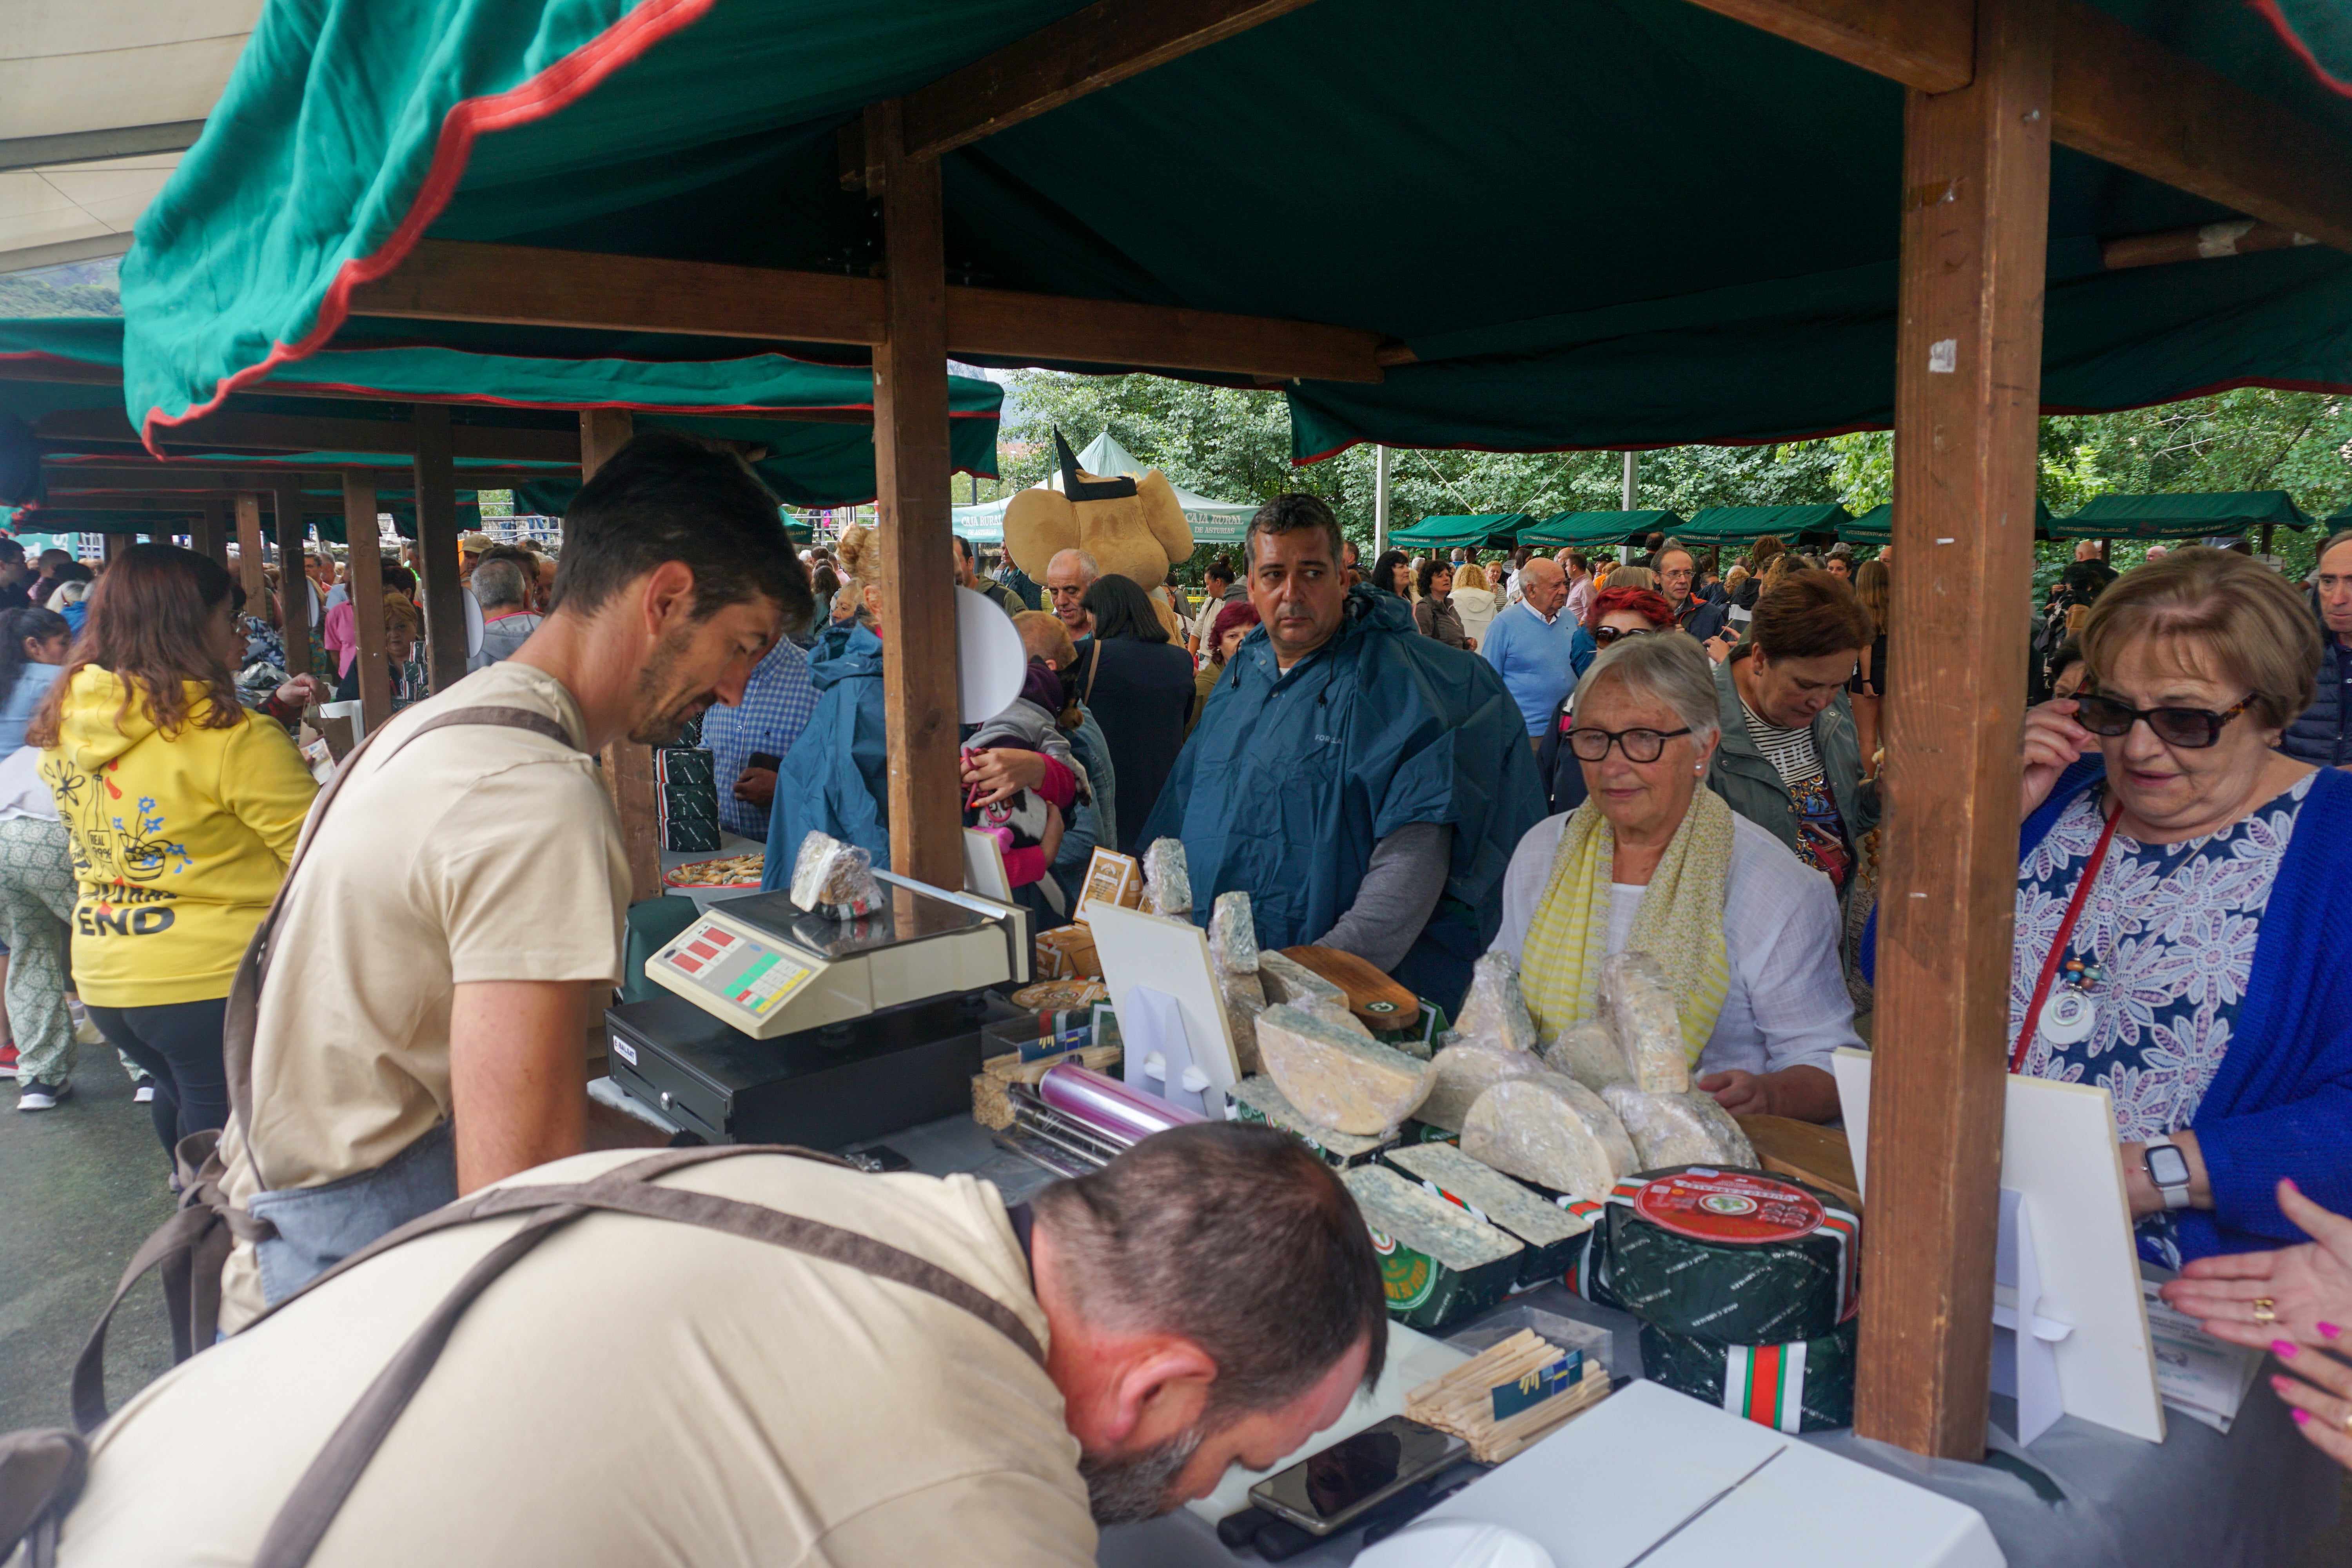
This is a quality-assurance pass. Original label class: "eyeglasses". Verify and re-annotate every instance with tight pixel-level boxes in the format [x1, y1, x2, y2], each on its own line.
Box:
[1569, 724, 1693, 763]
[1591, 625, 1661, 646]
[2073, 690, 2253, 750]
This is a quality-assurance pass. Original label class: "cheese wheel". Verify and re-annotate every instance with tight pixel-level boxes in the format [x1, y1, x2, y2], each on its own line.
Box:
[1604, 1166, 1858, 1343]
[1639, 1314, 1858, 1434]
[1419, 1041, 1548, 1133]
[1544, 1018, 1633, 1093]
[1599, 1085, 1757, 1172]
[1452, 951, 1540, 1056]
[1597, 951, 1688, 1093]
[1458, 1073, 1637, 1203]
[1256, 1005, 1436, 1135]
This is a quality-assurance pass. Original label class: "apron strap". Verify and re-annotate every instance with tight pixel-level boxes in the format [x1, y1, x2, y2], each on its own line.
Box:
[249, 1145, 1042, 1568]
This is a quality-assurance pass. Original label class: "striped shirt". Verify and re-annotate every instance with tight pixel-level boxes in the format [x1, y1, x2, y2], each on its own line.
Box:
[1739, 697, 1851, 887]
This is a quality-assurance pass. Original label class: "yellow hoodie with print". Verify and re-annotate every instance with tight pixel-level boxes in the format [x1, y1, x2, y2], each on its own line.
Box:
[41, 668, 317, 1007]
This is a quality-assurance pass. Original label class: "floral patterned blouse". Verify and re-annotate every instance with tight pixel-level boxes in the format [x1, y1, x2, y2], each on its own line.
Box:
[2009, 774, 2314, 1264]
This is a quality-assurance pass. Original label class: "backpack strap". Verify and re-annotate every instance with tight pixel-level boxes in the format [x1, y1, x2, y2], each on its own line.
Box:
[250, 1145, 1041, 1568]
[0, 1428, 87, 1568]
[69, 706, 581, 1435]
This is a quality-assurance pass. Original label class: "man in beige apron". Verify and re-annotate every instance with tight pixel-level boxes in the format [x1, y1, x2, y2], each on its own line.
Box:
[214, 432, 815, 1332]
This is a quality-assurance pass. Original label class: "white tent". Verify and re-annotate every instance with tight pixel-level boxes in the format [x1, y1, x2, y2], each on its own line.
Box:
[953, 431, 1257, 547]
[1, 2, 264, 273]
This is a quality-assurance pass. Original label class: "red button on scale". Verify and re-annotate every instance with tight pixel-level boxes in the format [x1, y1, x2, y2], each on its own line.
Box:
[673, 955, 702, 974]
[688, 943, 717, 960]
[704, 929, 734, 946]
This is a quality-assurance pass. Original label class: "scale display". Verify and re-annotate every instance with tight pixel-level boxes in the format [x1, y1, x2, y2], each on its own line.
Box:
[662, 920, 814, 1020]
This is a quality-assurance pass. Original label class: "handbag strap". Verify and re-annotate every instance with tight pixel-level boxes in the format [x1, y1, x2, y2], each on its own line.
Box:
[250, 1145, 1043, 1568]
[1081, 639, 1102, 708]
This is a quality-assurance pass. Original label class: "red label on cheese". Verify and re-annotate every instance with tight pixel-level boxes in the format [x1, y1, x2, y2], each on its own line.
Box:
[1631, 1170, 1823, 1245]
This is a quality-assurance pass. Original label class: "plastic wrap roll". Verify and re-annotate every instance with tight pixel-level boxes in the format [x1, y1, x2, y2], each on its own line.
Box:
[1038, 1064, 1205, 1143]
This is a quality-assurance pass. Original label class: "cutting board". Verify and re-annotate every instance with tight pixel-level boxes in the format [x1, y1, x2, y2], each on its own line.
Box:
[1280, 945, 1421, 1031]
[1736, 1114, 1860, 1212]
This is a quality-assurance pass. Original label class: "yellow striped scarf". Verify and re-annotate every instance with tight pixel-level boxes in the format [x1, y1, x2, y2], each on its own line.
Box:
[1519, 789, 1736, 1063]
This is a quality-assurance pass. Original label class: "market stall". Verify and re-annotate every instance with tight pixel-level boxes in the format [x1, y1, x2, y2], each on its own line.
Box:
[2050, 490, 2316, 545]
[1845, 499, 2054, 545]
[1385, 513, 1535, 551]
[1673, 502, 1852, 549]
[1519, 508, 1687, 550]
[109, 0, 2352, 1557]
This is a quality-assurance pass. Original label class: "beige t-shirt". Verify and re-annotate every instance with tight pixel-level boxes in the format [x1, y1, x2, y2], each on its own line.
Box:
[214, 661, 630, 1328]
[60, 1153, 1096, 1568]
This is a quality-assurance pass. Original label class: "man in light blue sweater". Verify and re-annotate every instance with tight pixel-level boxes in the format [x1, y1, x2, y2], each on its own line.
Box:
[1480, 557, 1594, 740]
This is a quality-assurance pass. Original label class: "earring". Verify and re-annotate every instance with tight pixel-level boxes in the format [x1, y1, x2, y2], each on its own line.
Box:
[1694, 765, 1705, 775]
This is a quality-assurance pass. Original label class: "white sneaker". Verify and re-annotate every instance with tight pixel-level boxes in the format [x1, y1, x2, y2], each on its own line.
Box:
[133, 1078, 156, 1103]
[17, 1078, 69, 1111]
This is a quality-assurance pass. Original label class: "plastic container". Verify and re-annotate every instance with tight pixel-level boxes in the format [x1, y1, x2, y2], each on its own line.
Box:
[1445, 1304, 1612, 1376]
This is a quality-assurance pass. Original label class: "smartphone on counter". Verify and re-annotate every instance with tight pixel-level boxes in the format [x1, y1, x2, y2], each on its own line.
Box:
[1247, 1416, 1466, 1536]
[746, 752, 782, 773]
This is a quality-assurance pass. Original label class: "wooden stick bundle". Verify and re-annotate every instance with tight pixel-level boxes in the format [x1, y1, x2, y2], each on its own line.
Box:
[1404, 1328, 1611, 1464]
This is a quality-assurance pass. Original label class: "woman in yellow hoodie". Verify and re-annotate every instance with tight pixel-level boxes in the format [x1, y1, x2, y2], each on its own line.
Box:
[28, 545, 318, 1158]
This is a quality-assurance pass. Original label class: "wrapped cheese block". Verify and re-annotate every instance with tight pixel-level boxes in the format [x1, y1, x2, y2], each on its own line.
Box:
[1257, 950, 1361, 1033]
[1383, 1141, 1593, 1287]
[1341, 1165, 1524, 1329]
[788, 832, 883, 917]
[1600, 1084, 1757, 1172]
[1544, 1018, 1633, 1093]
[1208, 892, 1268, 1073]
[1459, 1073, 1637, 1203]
[1597, 951, 1688, 1093]
[1451, 951, 1540, 1056]
[1141, 837, 1193, 917]
[1227, 1075, 1397, 1167]
[1256, 1004, 1436, 1136]
[1418, 1041, 1548, 1133]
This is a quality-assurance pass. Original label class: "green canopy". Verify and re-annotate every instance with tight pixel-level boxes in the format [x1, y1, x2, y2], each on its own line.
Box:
[1675, 504, 1851, 545]
[1387, 513, 1534, 548]
[1521, 509, 1686, 547]
[2, 318, 1000, 514]
[110, 0, 2352, 470]
[2050, 491, 2314, 540]
[1842, 500, 2056, 544]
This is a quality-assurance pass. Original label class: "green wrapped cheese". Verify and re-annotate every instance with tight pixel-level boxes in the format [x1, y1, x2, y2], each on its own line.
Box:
[1638, 1314, 1858, 1433]
[1341, 1165, 1523, 1330]
[1383, 1141, 1592, 1288]
[1604, 1167, 1858, 1343]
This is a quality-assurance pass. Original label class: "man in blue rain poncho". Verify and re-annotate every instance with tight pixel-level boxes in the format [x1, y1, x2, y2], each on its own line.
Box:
[1140, 495, 1544, 1013]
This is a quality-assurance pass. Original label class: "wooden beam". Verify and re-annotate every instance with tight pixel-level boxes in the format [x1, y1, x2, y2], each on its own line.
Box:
[233, 492, 268, 611]
[1682, 0, 1971, 93]
[1861, 0, 2051, 1461]
[579, 409, 634, 481]
[2052, 3, 2352, 255]
[2101, 218, 2316, 271]
[1686, 0, 2352, 256]
[270, 479, 313, 682]
[348, 240, 1388, 384]
[900, 0, 1321, 161]
[414, 405, 468, 694]
[867, 101, 963, 892]
[345, 473, 392, 734]
[42, 461, 563, 491]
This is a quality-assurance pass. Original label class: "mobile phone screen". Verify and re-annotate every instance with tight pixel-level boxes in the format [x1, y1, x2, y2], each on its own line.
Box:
[747, 752, 782, 773]
[1249, 1417, 1463, 1533]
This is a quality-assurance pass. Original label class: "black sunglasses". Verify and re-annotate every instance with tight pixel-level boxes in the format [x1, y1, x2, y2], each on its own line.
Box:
[2073, 690, 2252, 750]
[1569, 724, 1693, 763]
[1591, 625, 1661, 647]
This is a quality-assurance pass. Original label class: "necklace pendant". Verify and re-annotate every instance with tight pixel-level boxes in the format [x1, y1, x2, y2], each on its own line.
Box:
[2040, 989, 2097, 1047]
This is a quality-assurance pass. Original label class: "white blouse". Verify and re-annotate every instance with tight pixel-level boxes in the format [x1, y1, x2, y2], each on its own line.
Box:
[1490, 809, 1861, 1080]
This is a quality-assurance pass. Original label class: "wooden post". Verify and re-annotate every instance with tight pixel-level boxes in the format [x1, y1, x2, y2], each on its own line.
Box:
[270, 480, 313, 682]
[234, 491, 267, 612]
[192, 503, 229, 567]
[413, 405, 468, 691]
[1861, 0, 2052, 1461]
[344, 472, 392, 734]
[581, 410, 662, 902]
[866, 98, 961, 891]
[101, 533, 128, 564]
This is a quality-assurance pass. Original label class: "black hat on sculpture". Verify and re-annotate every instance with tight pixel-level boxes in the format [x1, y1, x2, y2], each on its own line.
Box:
[1056, 428, 1138, 503]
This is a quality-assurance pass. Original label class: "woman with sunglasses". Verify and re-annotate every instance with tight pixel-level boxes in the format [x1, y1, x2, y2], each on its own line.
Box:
[1495, 633, 1858, 1124]
[1533, 587, 1676, 814]
[2009, 546, 2351, 1265]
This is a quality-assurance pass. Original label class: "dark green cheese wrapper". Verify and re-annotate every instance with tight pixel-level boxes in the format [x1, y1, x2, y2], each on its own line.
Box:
[1639, 1316, 1858, 1434]
[1605, 1166, 1857, 1343]
[655, 748, 716, 787]
[662, 818, 723, 852]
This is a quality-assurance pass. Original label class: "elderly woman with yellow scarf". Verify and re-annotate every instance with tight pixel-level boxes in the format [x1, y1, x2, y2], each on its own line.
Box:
[1490, 633, 1858, 1122]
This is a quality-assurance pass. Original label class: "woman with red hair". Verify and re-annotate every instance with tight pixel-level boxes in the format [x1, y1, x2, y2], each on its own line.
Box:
[1535, 586, 1678, 814]
[1191, 599, 1261, 734]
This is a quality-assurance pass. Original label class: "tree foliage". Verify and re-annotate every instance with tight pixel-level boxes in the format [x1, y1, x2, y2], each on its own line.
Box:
[1003, 372, 2350, 587]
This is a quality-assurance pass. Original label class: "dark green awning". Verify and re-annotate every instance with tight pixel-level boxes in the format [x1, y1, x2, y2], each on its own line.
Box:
[1387, 513, 1534, 548]
[1842, 500, 2054, 544]
[2051, 491, 2314, 540]
[1521, 509, 1687, 546]
[1677, 504, 1851, 545]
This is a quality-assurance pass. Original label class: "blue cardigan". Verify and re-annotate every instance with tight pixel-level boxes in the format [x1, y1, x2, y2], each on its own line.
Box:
[1868, 756, 2352, 1259]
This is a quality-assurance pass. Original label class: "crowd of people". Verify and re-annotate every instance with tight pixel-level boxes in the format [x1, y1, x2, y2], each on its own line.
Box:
[5, 442, 2352, 1564]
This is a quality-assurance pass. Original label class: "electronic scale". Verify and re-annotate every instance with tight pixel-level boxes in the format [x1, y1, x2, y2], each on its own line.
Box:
[606, 869, 1033, 1149]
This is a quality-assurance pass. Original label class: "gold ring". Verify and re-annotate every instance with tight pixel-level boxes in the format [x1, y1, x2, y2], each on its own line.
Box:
[2342, 1410, 2352, 1437]
[2253, 1298, 2279, 1324]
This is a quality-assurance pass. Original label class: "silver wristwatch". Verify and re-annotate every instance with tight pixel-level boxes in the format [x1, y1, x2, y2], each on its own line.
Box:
[2144, 1141, 2192, 1210]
